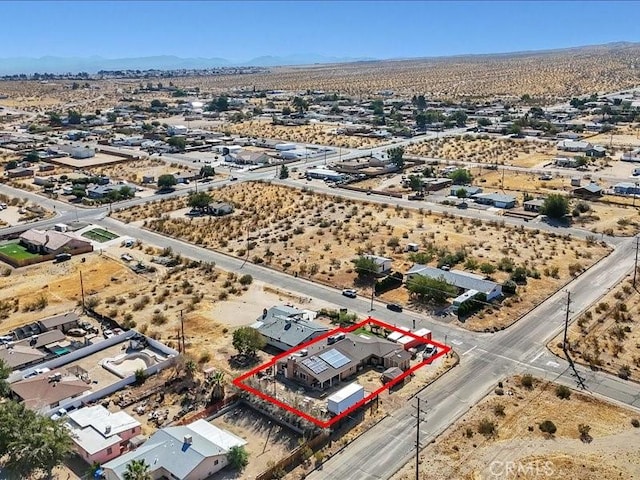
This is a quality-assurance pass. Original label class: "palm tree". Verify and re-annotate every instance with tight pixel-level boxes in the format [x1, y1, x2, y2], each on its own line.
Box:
[123, 459, 151, 480]
[210, 371, 226, 403]
[185, 359, 197, 379]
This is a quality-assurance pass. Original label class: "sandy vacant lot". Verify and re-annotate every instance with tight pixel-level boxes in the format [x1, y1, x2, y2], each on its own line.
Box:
[114, 181, 609, 331]
[393, 375, 640, 480]
[549, 274, 640, 383]
[90, 158, 201, 185]
[225, 119, 387, 149]
[408, 136, 556, 168]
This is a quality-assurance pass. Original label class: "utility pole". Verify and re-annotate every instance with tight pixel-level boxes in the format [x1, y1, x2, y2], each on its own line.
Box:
[634, 237, 639, 288]
[414, 398, 424, 480]
[562, 291, 571, 352]
[180, 309, 186, 354]
[79, 271, 85, 312]
[370, 276, 375, 311]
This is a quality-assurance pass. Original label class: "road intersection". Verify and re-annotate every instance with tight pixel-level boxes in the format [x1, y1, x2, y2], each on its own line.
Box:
[1, 130, 639, 479]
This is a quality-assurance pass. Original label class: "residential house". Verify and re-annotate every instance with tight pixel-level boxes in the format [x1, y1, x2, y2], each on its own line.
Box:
[167, 125, 189, 136]
[234, 151, 272, 165]
[278, 333, 411, 390]
[406, 265, 503, 301]
[19, 229, 92, 255]
[38, 312, 80, 333]
[363, 255, 392, 275]
[252, 305, 329, 351]
[102, 419, 246, 480]
[523, 199, 545, 213]
[6, 167, 34, 178]
[38, 162, 55, 172]
[556, 140, 593, 152]
[553, 156, 580, 168]
[208, 202, 233, 216]
[65, 405, 141, 464]
[87, 184, 118, 199]
[472, 193, 516, 209]
[613, 182, 640, 196]
[10, 371, 92, 412]
[0, 344, 47, 370]
[621, 148, 640, 163]
[306, 168, 346, 182]
[450, 185, 482, 197]
[586, 145, 606, 158]
[573, 183, 603, 198]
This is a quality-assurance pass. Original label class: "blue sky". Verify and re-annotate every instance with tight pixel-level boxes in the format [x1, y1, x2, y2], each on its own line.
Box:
[1, 1, 639, 59]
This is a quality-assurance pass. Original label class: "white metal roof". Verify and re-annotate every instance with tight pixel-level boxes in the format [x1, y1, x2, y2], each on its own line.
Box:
[327, 382, 363, 403]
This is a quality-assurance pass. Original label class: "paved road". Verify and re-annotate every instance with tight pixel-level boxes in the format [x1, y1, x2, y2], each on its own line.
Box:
[2, 124, 639, 479]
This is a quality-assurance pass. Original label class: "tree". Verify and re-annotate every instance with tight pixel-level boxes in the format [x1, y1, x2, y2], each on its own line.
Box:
[541, 194, 569, 220]
[187, 191, 212, 211]
[1, 401, 73, 478]
[72, 186, 86, 199]
[353, 255, 379, 279]
[388, 146, 405, 169]
[209, 371, 226, 403]
[107, 112, 118, 123]
[123, 459, 152, 480]
[0, 358, 9, 397]
[196, 165, 214, 179]
[4, 160, 17, 170]
[47, 112, 62, 126]
[539, 420, 557, 435]
[282, 106, 292, 116]
[279, 164, 289, 179]
[370, 99, 384, 115]
[406, 275, 458, 304]
[477, 117, 491, 127]
[157, 174, 177, 190]
[292, 96, 309, 114]
[150, 99, 166, 109]
[415, 94, 427, 110]
[447, 110, 467, 127]
[167, 136, 186, 151]
[119, 186, 135, 199]
[449, 168, 472, 185]
[415, 112, 427, 130]
[67, 109, 82, 125]
[456, 188, 468, 199]
[232, 327, 266, 356]
[408, 175, 423, 192]
[227, 445, 249, 471]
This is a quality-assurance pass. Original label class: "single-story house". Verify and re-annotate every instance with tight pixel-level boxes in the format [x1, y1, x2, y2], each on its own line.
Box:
[101, 419, 246, 480]
[167, 125, 188, 136]
[278, 332, 411, 390]
[87, 184, 118, 199]
[0, 344, 47, 370]
[586, 145, 606, 158]
[523, 199, 545, 213]
[38, 312, 80, 333]
[306, 167, 346, 182]
[406, 264, 502, 301]
[424, 178, 452, 191]
[557, 140, 593, 152]
[234, 151, 271, 165]
[65, 405, 141, 465]
[450, 185, 482, 197]
[6, 167, 34, 178]
[252, 305, 329, 351]
[208, 202, 233, 216]
[553, 156, 580, 168]
[613, 182, 640, 196]
[70, 147, 95, 159]
[363, 254, 392, 275]
[621, 148, 640, 163]
[573, 183, 603, 198]
[10, 371, 92, 413]
[19, 229, 92, 255]
[472, 193, 516, 209]
[38, 162, 55, 172]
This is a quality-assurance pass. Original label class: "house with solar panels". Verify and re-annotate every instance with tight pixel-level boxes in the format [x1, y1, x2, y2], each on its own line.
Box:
[278, 332, 411, 390]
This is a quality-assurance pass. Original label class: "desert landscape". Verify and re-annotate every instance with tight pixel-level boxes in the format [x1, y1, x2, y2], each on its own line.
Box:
[393, 375, 640, 480]
[112, 181, 609, 331]
[549, 274, 640, 383]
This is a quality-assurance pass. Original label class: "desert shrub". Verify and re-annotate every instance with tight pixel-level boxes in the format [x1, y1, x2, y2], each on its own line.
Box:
[631, 419, 640, 428]
[478, 418, 496, 437]
[539, 420, 557, 435]
[521, 374, 534, 389]
[198, 352, 211, 364]
[239, 274, 253, 286]
[465, 427, 474, 438]
[151, 312, 168, 325]
[618, 365, 631, 380]
[493, 404, 505, 417]
[555, 385, 571, 399]
[578, 424, 592, 443]
[479, 263, 496, 274]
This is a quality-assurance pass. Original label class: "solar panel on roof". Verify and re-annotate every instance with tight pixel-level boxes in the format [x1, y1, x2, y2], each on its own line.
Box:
[319, 348, 351, 369]
[302, 356, 329, 374]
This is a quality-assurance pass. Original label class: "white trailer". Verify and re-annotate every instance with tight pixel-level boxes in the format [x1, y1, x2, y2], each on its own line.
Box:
[327, 382, 365, 415]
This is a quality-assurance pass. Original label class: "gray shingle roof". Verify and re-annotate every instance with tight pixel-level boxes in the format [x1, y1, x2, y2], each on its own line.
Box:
[254, 306, 329, 349]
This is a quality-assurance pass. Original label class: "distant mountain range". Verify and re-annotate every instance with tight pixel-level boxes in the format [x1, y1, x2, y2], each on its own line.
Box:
[0, 54, 375, 75]
[1, 42, 637, 76]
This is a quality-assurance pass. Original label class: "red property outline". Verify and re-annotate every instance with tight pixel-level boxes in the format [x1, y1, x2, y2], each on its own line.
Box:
[233, 316, 451, 428]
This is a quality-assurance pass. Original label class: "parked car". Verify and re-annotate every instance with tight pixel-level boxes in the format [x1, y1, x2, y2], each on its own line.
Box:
[424, 345, 438, 357]
[386, 303, 403, 312]
[342, 289, 357, 298]
[120, 253, 133, 262]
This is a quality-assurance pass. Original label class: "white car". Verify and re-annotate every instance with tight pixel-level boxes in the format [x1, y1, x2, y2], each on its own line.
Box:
[342, 289, 357, 298]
